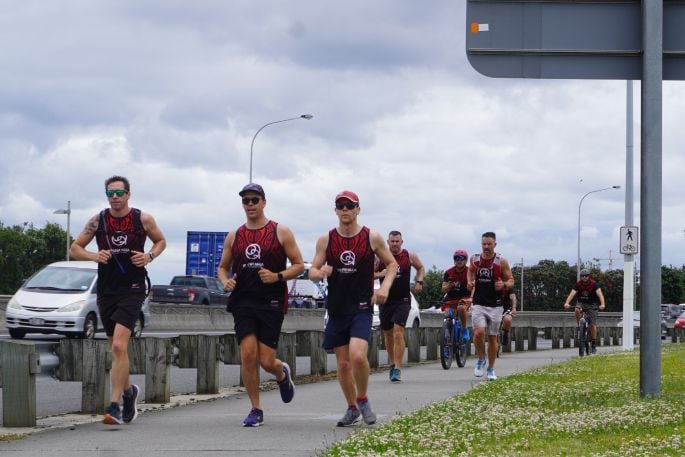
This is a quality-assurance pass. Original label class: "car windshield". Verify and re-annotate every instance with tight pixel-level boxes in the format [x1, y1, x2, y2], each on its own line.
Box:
[23, 267, 95, 292]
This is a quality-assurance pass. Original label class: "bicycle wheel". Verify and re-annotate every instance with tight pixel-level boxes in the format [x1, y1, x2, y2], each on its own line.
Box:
[455, 325, 467, 367]
[440, 319, 453, 370]
[578, 321, 588, 357]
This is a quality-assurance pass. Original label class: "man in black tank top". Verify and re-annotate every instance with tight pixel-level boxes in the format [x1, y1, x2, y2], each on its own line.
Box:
[217, 183, 304, 427]
[70, 176, 166, 426]
[310, 190, 397, 427]
[374, 230, 425, 383]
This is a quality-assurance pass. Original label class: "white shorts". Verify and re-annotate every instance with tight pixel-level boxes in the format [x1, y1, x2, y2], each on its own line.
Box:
[471, 304, 503, 336]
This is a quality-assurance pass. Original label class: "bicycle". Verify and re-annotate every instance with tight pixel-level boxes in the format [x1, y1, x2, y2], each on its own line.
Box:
[495, 309, 513, 358]
[576, 308, 591, 357]
[440, 304, 468, 369]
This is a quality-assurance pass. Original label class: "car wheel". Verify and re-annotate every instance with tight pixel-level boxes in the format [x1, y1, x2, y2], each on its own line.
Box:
[82, 313, 98, 339]
[133, 315, 144, 338]
[9, 328, 26, 339]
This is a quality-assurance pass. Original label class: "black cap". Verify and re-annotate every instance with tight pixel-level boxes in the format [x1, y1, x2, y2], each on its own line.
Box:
[239, 183, 265, 198]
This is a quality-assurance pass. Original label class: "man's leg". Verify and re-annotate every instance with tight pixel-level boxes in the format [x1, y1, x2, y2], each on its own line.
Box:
[391, 324, 405, 370]
[349, 337, 370, 398]
[109, 323, 132, 403]
[239, 334, 261, 409]
[487, 334, 498, 368]
[334, 345, 356, 405]
[383, 328, 394, 367]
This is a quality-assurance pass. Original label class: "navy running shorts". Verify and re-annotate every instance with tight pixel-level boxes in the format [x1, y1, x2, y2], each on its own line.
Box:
[323, 312, 373, 351]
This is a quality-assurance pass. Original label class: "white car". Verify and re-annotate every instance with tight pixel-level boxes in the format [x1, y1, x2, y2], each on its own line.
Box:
[5, 261, 150, 339]
[373, 293, 422, 329]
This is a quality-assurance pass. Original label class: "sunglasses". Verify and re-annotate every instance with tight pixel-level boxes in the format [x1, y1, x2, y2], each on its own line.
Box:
[242, 197, 262, 205]
[335, 202, 357, 210]
[105, 189, 128, 197]
[580, 274, 589, 277]
[453, 255, 467, 261]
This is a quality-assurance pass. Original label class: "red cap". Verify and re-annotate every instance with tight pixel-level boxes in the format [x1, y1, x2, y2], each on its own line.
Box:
[453, 249, 468, 259]
[335, 190, 359, 203]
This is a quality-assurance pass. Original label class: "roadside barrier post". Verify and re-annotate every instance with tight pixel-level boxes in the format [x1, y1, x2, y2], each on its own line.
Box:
[367, 329, 379, 370]
[178, 334, 198, 369]
[405, 328, 420, 363]
[551, 327, 561, 349]
[146, 337, 172, 403]
[514, 327, 525, 352]
[527, 327, 538, 350]
[128, 338, 146, 374]
[424, 328, 438, 360]
[562, 327, 573, 348]
[196, 335, 220, 394]
[81, 340, 111, 414]
[309, 331, 328, 375]
[0, 341, 39, 427]
[277, 331, 297, 378]
[502, 330, 512, 353]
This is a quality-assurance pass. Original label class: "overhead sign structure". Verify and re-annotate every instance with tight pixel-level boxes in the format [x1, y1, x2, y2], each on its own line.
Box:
[620, 226, 639, 255]
[466, 0, 685, 80]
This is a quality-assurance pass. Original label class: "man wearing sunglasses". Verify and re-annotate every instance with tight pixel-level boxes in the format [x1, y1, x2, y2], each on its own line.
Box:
[441, 249, 472, 343]
[309, 190, 398, 427]
[217, 183, 304, 427]
[374, 230, 425, 383]
[563, 268, 606, 354]
[467, 232, 515, 381]
[70, 175, 166, 425]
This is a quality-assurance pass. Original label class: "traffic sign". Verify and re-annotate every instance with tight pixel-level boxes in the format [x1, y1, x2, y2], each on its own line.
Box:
[620, 226, 638, 255]
[466, 0, 685, 80]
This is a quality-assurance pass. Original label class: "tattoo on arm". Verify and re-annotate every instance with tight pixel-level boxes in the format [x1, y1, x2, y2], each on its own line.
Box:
[83, 217, 98, 236]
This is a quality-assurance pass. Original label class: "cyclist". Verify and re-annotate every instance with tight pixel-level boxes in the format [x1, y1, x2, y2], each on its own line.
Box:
[441, 249, 471, 342]
[563, 268, 606, 354]
[500, 286, 517, 346]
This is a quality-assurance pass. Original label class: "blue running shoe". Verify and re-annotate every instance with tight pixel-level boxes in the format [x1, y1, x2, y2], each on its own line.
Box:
[390, 368, 401, 383]
[277, 362, 295, 403]
[243, 408, 264, 427]
[103, 402, 123, 425]
[122, 384, 139, 423]
[474, 359, 486, 378]
[487, 368, 498, 381]
[388, 364, 395, 381]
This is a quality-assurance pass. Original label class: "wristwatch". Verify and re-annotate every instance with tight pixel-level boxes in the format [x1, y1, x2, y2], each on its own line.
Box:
[148, 252, 155, 262]
[277, 272, 285, 282]
[416, 280, 423, 285]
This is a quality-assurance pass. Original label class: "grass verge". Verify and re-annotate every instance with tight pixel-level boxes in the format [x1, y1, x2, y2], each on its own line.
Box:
[322, 344, 685, 456]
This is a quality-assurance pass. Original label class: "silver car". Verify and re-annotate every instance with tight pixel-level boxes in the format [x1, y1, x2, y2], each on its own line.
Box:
[5, 261, 150, 339]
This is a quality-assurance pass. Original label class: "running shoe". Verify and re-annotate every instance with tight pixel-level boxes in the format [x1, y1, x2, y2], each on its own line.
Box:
[122, 384, 139, 423]
[337, 407, 361, 427]
[388, 364, 395, 381]
[243, 408, 264, 427]
[277, 362, 295, 403]
[474, 358, 486, 377]
[390, 368, 401, 383]
[486, 368, 498, 381]
[103, 402, 123, 425]
[358, 399, 377, 425]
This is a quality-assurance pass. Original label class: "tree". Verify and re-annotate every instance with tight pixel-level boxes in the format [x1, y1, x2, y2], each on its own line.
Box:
[415, 266, 444, 309]
[0, 221, 69, 294]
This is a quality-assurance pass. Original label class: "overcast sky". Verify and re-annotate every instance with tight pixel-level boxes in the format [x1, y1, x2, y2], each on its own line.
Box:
[1, 1, 684, 285]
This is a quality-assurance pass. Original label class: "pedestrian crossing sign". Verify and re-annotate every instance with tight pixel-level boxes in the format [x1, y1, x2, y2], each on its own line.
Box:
[620, 226, 638, 255]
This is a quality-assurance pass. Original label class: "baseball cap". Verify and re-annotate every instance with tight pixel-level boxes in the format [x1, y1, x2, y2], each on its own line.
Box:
[579, 268, 590, 276]
[453, 249, 468, 260]
[335, 190, 359, 203]
[239, 183, 265, 198]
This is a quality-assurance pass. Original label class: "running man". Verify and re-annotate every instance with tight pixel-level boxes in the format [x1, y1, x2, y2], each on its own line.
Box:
[441, 249, 472, 343]
[563, 268, 606, 354]
[467, 232, 514, 381]
[374, 230, 425, 383]
[217, 183, 304, 427]
[500, 287, 517, 346]
[309, 190, 397, 427]
[70, 175, 166, 425]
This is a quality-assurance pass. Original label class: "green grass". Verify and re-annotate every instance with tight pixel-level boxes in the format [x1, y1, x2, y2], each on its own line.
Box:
[322, 344, 685, 456]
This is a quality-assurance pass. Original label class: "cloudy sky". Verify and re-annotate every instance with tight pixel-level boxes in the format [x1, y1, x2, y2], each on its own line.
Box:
[1, 1, 684, 286]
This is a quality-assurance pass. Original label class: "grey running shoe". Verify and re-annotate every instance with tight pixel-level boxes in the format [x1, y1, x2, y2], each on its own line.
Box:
[336, 407, 361, 427]
[357, 400, 377, 425]
[122, 384, 139, 423]
[103, 402, 123, 425]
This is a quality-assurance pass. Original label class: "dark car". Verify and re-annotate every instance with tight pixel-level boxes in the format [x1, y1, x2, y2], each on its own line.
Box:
[617, 311, 667, 338]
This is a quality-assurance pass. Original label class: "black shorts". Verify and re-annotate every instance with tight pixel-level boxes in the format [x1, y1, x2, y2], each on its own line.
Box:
[233, 306, 285, 349]
[323, 312, 373, 351]
[98, 294, 145, 337]
[379, 298, 410, 331]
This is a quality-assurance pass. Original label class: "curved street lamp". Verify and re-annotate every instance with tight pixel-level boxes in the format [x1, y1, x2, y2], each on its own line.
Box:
[53, 200, 71, 261]
[577, 186, 620, 280]
[249, 114, 313, 183]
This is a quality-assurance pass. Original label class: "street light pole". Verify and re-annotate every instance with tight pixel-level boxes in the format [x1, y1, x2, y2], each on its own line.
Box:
[53, 200, 71, 261]
[249, 114, 313, 183]
[577, 186, 620, 280]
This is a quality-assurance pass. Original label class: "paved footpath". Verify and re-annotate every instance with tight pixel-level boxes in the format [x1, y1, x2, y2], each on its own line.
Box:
[0, 347, 601, 456]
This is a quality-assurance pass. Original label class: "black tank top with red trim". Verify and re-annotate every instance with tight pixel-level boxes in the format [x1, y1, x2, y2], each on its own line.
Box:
[378, 249, 411, 301]
[471, 253, 503, 307]
[95, 208, 147, 296]
[325, 226, 374, 316]
[228, 220, 288, 311]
